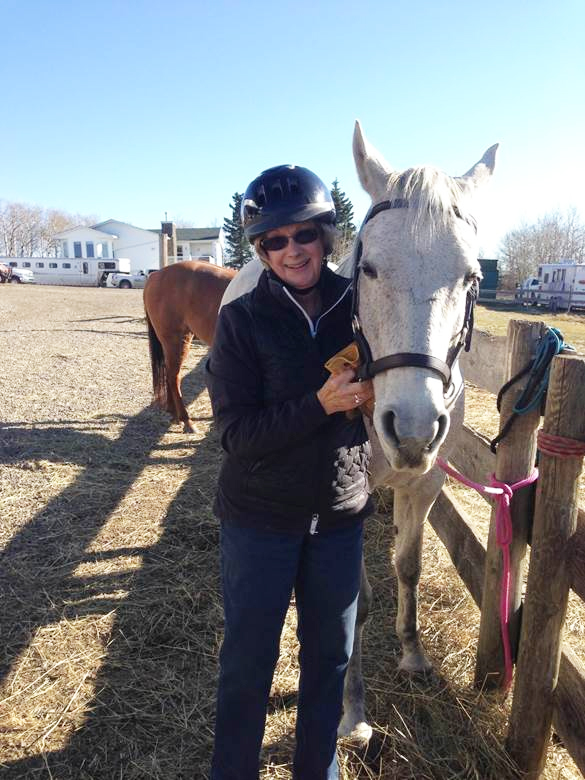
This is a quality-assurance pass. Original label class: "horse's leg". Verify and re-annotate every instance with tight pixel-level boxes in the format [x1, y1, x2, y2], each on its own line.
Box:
[163, 332, 194, 433]
[339, 556, 373, 741]
[393, 471, 444, 673]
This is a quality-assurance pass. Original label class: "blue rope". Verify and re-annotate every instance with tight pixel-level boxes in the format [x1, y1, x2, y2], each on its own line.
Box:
[490, 326, 575, 453]
[512, 327, 574, 415]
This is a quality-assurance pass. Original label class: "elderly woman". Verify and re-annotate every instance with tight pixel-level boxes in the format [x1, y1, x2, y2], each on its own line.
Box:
[206, 165, 374, 780]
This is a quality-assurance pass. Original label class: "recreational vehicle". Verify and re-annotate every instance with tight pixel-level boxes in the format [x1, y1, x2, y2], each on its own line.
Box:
[1, 257, 131, 287]
[536, 260, 585, 311]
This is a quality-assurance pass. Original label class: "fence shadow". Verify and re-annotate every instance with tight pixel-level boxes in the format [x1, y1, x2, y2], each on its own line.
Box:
[1, 357, 224, 779]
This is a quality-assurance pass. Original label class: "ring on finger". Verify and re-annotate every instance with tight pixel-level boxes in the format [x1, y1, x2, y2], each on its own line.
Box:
[354, 394, 361, 405]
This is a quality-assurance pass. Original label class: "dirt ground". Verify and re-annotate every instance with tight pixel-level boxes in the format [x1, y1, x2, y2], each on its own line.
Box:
[0, 285, 581, 779]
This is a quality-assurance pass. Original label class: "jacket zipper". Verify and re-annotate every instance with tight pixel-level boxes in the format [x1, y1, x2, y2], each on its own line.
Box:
[281, 284, 352, 338]
[281, 280, 351, 537]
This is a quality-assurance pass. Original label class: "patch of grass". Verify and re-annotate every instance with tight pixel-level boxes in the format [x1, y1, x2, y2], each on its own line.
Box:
[475, 305, 585, 354]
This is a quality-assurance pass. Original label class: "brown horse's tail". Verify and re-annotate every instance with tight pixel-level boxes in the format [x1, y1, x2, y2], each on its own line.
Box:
[145, 312, 168, 409]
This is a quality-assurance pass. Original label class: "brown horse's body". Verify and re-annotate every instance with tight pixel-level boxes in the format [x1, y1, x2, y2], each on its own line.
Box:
[143, 260, 236, 432]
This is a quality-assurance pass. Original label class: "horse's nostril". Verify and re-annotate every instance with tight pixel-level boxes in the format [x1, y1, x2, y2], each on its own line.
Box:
[381, 410, 399, 445]
[427, 414, 449, 451]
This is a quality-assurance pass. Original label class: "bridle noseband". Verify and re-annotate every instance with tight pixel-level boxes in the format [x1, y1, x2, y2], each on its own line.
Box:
[350, 199, 479, 404]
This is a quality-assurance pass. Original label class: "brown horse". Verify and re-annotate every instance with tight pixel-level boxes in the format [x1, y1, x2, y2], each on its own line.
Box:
[143, 260, 237, 432]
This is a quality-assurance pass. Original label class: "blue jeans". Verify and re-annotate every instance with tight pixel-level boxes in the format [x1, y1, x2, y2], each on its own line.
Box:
[210, 520, 363, 780]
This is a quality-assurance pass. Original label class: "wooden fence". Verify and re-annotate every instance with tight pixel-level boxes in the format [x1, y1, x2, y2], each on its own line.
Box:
[428, 321, 585, 778]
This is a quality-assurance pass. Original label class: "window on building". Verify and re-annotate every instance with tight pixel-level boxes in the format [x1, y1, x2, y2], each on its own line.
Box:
[62, 263, 71, 269]
[74, 241, 82, 258]
[36, 262, 45, 268]
[49, 262, 58, 268]
[23, 262, 31, 267]
[177, 246, 184, 258]
[60, 240, 69, 258]
[97, 242, 108, 258]
[544, 273, 549, 283]
[86, 242, 95, 258]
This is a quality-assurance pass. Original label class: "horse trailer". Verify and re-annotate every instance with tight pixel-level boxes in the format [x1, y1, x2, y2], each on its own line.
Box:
[536, 260, 585, 311]
[1, 257, 131, 286]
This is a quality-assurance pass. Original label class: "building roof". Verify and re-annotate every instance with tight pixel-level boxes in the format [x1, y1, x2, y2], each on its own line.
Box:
[53, 225, 118, 239]
[148, 227, 222, 241]
[93, 219, 158, 236]
[177, 227, 221, 241]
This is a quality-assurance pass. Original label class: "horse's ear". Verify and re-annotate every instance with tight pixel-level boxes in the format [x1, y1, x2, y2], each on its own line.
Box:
[353, 120, 393, 200]
[459, 144, 499, 191]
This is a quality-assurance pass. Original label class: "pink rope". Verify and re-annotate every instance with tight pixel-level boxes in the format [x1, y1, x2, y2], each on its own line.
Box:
[436, 457, 539, 691]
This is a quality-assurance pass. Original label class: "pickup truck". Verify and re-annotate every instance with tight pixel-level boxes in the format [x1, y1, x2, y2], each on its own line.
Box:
[0, 265, 36, 283]
[514, 276, 540, 304]
[109, 270, 154, 289]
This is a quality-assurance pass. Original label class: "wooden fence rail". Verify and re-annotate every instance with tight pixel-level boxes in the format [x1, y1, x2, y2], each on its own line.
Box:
[432, 321, 585, 777]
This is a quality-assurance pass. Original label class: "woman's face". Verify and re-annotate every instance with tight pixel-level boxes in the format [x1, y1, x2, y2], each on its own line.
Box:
[261, 221, 324, 289]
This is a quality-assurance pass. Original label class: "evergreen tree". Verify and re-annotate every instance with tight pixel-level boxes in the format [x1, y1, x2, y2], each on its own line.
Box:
[223, 192, 253, 269]
[330, 180, 356, 264]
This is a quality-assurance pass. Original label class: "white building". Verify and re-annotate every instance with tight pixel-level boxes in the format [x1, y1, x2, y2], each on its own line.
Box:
[53, 220, 224, 274]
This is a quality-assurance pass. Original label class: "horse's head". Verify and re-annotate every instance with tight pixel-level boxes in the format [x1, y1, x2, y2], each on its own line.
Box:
[352, 122, 497, 475]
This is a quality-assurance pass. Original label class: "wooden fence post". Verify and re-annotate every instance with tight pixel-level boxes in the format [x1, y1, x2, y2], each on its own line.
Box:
[474, 320, 546, 689]
[506, 353, 585, 777]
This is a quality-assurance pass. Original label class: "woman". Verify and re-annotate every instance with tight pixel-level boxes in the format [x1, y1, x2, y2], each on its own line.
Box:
[206, 165, 374, 780]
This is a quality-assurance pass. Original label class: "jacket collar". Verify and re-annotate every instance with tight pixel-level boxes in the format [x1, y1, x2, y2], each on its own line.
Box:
[261, 265, 351, 313]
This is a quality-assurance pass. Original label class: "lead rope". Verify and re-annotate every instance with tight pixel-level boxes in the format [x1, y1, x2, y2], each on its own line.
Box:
[490, 327, 574, 454]
[436, 457, 538, 691]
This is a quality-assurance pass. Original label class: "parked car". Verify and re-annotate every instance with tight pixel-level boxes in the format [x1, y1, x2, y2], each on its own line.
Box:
[3, 266, 36, 284]
[108, 270, 154, 289]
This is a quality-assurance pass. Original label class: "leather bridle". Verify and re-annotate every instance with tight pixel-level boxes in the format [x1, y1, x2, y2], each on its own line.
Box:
[351, 199, 479, 404]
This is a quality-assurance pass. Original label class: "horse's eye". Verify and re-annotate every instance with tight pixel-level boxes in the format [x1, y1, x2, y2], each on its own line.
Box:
[361, 262, 378, 279]
[464, 272, 481, 286]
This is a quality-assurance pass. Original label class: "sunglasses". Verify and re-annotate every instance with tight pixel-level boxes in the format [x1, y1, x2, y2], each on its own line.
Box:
[260, 227, 320, 252]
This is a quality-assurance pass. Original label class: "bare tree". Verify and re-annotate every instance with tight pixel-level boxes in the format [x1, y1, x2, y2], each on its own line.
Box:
[0, 200, 97, 257]
[498, 207, 585, 286]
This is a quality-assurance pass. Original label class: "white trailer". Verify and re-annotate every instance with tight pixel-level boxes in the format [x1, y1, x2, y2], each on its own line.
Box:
[1, 257, 131, 287]
[536, 261, 585, 311]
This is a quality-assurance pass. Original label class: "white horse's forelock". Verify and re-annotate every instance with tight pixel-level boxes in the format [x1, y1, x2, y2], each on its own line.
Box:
[383, 165, 471, 246]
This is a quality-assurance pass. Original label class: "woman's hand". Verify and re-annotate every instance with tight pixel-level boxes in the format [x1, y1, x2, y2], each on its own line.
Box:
[316, 369, 374, 415]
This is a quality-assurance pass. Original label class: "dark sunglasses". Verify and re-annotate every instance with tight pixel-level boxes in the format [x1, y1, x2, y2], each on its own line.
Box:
[260, 227, 320, 252]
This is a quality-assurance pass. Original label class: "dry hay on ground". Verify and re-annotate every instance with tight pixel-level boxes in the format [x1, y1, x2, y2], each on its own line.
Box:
[0, 286, 582, 778]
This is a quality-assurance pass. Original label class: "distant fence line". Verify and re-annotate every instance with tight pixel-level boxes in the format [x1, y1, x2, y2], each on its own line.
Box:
[480, 288, 585, 312]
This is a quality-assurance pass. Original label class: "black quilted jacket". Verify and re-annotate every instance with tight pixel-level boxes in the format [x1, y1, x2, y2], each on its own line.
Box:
[205, 266, 373, 535]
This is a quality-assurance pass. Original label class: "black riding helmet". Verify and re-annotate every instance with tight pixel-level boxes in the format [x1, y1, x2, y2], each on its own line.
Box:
[241, 165, 336, 240]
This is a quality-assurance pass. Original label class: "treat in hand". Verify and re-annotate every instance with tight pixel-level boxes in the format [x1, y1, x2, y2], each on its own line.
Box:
[324, 341, 375, 418]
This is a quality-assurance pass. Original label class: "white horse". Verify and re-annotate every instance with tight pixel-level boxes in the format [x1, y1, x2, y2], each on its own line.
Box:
[221, 121, 497, 741]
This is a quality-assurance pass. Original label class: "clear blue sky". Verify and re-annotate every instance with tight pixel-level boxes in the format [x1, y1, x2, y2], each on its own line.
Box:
[2, 0, 584, 256]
